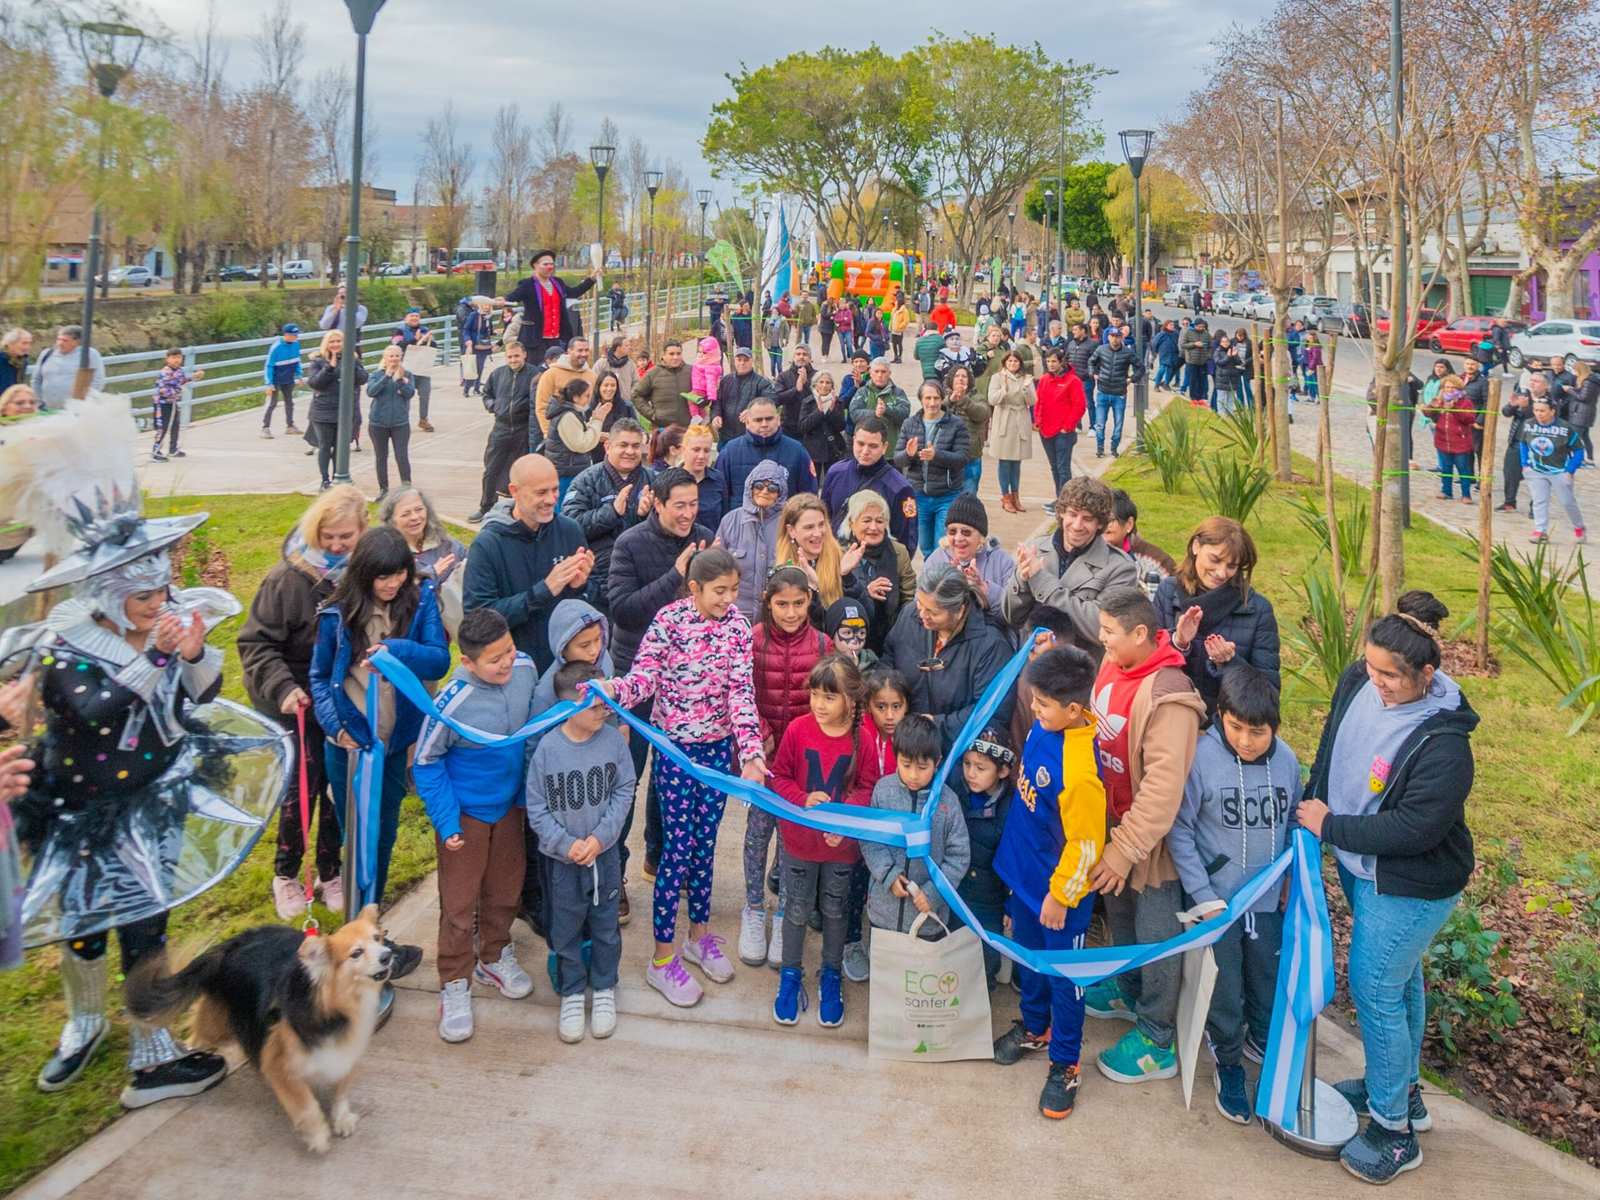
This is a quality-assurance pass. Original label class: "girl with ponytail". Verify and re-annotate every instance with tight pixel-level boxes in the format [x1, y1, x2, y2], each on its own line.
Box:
[766, 654, 868, 1029]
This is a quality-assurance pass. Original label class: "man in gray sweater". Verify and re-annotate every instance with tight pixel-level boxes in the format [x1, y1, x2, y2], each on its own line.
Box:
[526, 661, 635, 1044]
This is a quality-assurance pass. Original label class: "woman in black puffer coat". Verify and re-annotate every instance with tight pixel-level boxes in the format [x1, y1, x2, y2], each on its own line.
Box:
[304, 330, 367, 488]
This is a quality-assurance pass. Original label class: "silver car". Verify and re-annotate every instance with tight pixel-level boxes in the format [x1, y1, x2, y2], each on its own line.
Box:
[1508, 319, 1600, 372]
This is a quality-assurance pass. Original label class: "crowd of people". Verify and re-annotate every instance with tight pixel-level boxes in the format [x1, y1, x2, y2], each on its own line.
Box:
[0, 261, 1497, 1187]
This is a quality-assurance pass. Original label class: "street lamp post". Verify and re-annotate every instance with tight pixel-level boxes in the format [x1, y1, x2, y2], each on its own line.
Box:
[696, 188, 711, 325]
[643, 170, 663, 347]
[588, 143, 615, 341]
[924, 223, 933, 289]
[73, 20, 145, 400]
[1042, 187, 1055, 312]
[1120, 128, 1154, 445]
[333, 0, 387, 490]
[881, 213, 889, 252]
[1007, 209, 1017, 293]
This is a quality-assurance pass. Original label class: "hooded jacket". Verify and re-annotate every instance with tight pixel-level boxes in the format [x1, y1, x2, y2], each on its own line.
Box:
[718, 427, 816, 512]
[1424, 386, 1477, 455]
[1153, 574, 1281, 714]
[821, 457, 917, 553]
[413, 653, 541, 839]
[607, 512, 716, 672]
[1153, 327, 1181, 366]
[894, 408, 971, 496]
[882, 601, 1016, 749]
[304, 353, 368, 426]
[262, 336, 304, 387]
[532, 357, 597, 438]
[1169, 723, 1301, 913]
[462, 503, 590, 670]
[716, 459, 791, 622]
[1307, 662, 1478, 899]
[691, 337, 723, 403]
[1180, 325, 1212, 366]
[861, 774, 971, 935]
[238, 530, 344, 712]
[526, 723, 635, 858]
[531, 598, 616, 722]
[914, 330, 945, 380]
[1033, 370, 1087, 439]
[631, 359, 695, 429]
[713, 368, 777, 442]
[543, 392, 606, 478]
[560, 459, 653, 603]
[1002, 531, 1137, 654]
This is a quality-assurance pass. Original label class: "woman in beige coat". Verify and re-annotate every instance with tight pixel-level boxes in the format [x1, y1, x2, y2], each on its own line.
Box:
[988, 348, 1035, 513]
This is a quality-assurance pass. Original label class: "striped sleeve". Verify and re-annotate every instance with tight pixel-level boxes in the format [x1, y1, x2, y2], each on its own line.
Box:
[1049, 747, 1107, 909]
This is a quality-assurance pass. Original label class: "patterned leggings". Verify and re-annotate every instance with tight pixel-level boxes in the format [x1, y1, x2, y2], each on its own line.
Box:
[652, 736, 733, 944]
[743, 807, 786, 910]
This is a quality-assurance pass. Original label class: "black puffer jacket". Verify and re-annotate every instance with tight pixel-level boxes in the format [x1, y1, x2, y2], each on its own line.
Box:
[1088, 342, 1142, 395]
[1065, 335, 1096, 381]
[1563, 375, 1598, 430]
[559, 460, 654, 607]
[1153, 574, 1281, 714]
[881, 602, 1015, 750]
[304, 354, 367, 425]
[713, 370, 775, 443]
[798, 393, 848, 475]
[893, 411, 971, 497]
[606, 513, 715, 672]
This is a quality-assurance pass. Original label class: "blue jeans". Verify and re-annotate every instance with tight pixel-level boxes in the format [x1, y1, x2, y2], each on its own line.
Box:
[1154, 360, 1178, 389]
[1039, 432, 1076, 497]
[916, 489, 958, 557]
[997, 458, 1022, 495]
[1239, 374, 1254, 406]
[961, 458, 981, 495]
[1339, 864, 1460, 1131]
[326, 740, 409, 906]
[1009, 892, 1096, 1064]
[1436, 449, 1474, 499]
[1094, 391, 1126, 454]
[838, 329, 854, 360]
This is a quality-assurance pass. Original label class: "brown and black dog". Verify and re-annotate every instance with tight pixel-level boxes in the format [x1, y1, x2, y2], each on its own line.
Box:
[126, 905, 392, 1153]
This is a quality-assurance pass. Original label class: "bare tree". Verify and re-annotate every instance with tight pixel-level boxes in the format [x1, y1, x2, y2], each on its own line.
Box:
[535, 101, 574, 163]
[486, 103, 532, 263]
[247, 0, 305, 286]
[420, 101, 476, 272]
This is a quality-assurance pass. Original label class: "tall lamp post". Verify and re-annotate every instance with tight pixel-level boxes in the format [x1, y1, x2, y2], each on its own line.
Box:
[695, 188, 711, 325]
[588, 143, 615, 341]
[73, 20, 145, 400]
[1042, 187, 1055, 311]
[642, 170, 663, 346]
[924, 222, 934, 288]
[758, 198, 772, 305]
[1119, 128, 1154, 445]
[881, 213, 889, 253]
[333, 0, 387, 490]
[1007, 208, 1017, 292]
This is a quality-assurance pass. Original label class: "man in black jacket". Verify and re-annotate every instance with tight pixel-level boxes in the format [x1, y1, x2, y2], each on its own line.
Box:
[1066, 322, 1098, 415]
[771, 343, 814, 437]
[502, 249, 600, 362]
[470, 340, 537, 522]
[1088, 330, 1142, 457]
[462, 453, 593, 670]
[713, 347, 777, 442]
[1461, 359, 1490, 468]
[559, 419, 652, 612]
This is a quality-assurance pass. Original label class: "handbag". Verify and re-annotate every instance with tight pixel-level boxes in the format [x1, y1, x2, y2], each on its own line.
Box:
[402, 344, 435, 376]
[867, 908, 993, 1062]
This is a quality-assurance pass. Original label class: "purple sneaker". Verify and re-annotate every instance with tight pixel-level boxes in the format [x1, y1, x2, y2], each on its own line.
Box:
[683, 933, 736, 984]
[646, 954, 704, 1007]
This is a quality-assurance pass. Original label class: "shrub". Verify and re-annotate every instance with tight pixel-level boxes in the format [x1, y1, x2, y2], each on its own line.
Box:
[1481, 541, 1600, 735]
[1290, 492, 1368, 577]
[358, 280, 411, 324]
[1195, 454, 1272, 523]
[1140, 406, 1199, 494]
[1423, 902, 1523, 1056]
[1214, 400, 1263, 461]
[1550, 933, 1600, 1061]
[1288, 569, 1376, 694]
[177, 291, 296, 343]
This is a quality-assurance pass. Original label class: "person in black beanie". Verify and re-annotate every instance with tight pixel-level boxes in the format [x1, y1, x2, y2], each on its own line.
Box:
[927, 493, 1017, 625]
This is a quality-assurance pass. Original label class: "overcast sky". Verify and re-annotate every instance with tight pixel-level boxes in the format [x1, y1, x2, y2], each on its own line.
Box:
[134, 0, 1270, 214]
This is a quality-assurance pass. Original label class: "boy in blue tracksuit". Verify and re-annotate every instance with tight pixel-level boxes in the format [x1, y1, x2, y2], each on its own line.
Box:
[1167, 663, 1299, 1123]
[991, 645, 1106, 1122]
[261, 322, 303, 437]
[957, 727, 1015, 986]
[414, 608, 540, 1044]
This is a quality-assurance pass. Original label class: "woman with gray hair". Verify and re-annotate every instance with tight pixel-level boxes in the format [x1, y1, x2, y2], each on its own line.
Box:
[881, 559, 1014, 749]
[0, 328, 32, 396]
[380, 485, 466, 637]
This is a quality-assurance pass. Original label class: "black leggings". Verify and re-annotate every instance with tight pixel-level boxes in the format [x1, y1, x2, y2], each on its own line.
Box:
[369, 423, 411, 491]
[891, 332, 904, 360]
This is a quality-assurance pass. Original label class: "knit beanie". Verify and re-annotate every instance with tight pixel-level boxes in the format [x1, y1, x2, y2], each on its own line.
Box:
[944, 493, 988, 536]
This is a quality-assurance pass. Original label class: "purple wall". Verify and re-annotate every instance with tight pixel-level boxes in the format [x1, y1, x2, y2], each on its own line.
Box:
[1527, 249, 1600, 321]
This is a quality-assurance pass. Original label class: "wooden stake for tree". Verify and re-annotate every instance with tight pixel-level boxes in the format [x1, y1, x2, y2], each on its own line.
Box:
[1250, 321, 1266, 460]
[1475, 376, 1503, 670]
[1316, 333, 1340, 489]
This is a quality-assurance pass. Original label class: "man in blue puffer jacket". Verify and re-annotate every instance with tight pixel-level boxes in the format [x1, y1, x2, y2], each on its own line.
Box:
[261, 323, 303, 438]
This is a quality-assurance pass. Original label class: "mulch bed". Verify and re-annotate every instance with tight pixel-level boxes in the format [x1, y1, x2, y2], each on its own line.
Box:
[168, 533, 232, 590]
[1323, 862, 1599, 1165]
[1439, 637, 1500, 679]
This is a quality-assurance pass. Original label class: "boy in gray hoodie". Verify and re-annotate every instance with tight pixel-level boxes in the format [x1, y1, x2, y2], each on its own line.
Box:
[1167, 664, 1299, 1123]
[861, 715, 971, 937]
[526, 662, 635, 1045]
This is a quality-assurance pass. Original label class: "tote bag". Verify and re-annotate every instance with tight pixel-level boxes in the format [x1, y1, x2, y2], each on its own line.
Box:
[402, 344, 435, 376]
[868, 909, 993, 1062]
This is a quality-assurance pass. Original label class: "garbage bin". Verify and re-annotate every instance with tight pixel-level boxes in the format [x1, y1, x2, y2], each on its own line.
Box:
[475, 269, 497, 299]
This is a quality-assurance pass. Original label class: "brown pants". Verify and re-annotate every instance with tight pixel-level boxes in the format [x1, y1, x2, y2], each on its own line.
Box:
[436, 808, 526, 984]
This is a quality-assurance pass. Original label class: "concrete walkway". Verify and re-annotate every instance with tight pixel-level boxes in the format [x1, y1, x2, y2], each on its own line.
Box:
[17, 339, 1600, 1199]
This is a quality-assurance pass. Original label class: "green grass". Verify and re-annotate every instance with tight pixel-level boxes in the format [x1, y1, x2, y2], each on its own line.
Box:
[0, 493, 459, 1194]
[1106, 410, 1597, 877]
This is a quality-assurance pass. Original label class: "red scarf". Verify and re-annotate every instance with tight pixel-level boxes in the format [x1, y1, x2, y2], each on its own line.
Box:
[1092, 630, 1187, 821]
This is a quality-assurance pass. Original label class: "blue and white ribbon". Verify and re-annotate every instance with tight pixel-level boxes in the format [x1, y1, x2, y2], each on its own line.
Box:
[358, 635, 1332, 1132]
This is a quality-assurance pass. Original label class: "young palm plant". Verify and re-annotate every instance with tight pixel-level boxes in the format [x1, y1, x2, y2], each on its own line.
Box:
[1196, 454, 1272, 523]
[1481, 541, 1600, 735]
[1140, 405, 1199, 494]
[1289, 569, 1378, 694]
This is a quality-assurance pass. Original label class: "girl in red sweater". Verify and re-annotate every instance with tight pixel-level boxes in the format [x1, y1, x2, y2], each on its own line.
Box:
[740, 566, 833, 967]
[1033, 348, 1088, 498]
[769, 654, 867, 1027]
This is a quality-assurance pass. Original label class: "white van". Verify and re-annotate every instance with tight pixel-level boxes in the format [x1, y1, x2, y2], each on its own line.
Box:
[281, 259, 315, 280]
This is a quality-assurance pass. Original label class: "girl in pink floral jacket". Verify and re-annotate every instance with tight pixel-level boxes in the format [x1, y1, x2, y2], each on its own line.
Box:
[608, 546, 766, 1007]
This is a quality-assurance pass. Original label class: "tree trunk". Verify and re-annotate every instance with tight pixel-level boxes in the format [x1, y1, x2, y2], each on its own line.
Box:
[1377, 366, 1408, 610]
[1542, 257, 1577, 319]
[1368, 381, 1388, 580]
[1270, 309, 1292, 480]
[192, 241, 207, 295]
[1475, 377, 1502, 670]
[1320, 334, 1343, 595]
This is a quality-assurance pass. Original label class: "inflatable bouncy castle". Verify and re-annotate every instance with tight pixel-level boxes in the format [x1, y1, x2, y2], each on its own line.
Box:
[827, 251, 905, 310]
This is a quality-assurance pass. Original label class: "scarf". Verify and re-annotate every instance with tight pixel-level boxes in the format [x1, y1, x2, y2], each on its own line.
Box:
[1183, 580, 1243, 643]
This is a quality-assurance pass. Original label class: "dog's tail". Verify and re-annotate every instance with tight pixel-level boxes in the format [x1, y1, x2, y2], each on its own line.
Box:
[124, 943, 227, 1023]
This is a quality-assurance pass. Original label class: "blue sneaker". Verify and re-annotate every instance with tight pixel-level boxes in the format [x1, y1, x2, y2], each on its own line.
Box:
[1096, 1027, 1178, 1083]
[1083, 979, 1135, 1022]
[1340, 1120, 1422, 1184]
[773, 966, 808, 1026]
[1214, 1064, 1252, 1124]
[817, 966, 844, 1028]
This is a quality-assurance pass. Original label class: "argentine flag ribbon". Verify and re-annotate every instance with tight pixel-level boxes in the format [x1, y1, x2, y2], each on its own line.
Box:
[358, 632, 1332, 1133]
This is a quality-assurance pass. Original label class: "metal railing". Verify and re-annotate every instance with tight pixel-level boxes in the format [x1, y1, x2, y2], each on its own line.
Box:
[101, 315, 457, 427]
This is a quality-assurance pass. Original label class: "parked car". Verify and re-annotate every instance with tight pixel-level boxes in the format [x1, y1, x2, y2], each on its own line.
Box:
[1238, 293, 1273, 320]
[1286, 294, 1339, 327]
[1319, 301, 1372, 338]
[207, 264, 253, 283]
[97, 265, 158, 288]
[1373, 306, 1448, 344]
[280, 259, 314, 280]
[1427, 316, 1527, 356]
[1508, 320, 1600, 371]
[379, 262, 413, 277]
[1163, 284, 1199, 307]
[1212, 290, 1243, 316]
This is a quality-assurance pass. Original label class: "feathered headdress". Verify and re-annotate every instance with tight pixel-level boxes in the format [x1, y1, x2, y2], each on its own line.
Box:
[0, 392, 207, 593]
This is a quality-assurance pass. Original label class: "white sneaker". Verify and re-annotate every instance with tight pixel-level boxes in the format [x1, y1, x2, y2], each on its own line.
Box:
[841, 939, 870, 983]
[767, 912, 784, 970]
[473, 944, 534, 999]
[738, 905, 768, 965]
[558, 993, 586, 1043]
[591, 988, 617, 1039]
[438, 979, 473, 1043]
[318, 875, 344, 914]
[271, 876, 306, 920]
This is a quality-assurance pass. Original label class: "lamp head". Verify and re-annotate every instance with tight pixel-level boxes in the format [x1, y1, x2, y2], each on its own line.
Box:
[644, 169, 663, 199]
[1119, 128, 1154, 178]
[590, 143, 616, 177]
[696, 188, 711, 209]
[76, 20, 145, 98]
[342, 0, 388, 36]
[760, 200, 772, 221]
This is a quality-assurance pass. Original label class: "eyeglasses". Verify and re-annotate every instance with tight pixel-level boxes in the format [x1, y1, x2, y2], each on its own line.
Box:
[752, 481, 782, 493]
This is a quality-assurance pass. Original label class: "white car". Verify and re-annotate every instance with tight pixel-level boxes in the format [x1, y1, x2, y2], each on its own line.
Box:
[1508, 319, 1600, 372]
[1242, 293, 1276, 321]
[99, 265, 158, 288]
[1214, 290, 1243, 315]
[280, 259, 315, 280]
[1286, 294, 1340, 327]
[1163, 285, 1195, 307]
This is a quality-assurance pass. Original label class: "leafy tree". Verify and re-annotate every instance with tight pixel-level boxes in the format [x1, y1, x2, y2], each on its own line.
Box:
[1025, 161, 1116, 275]
[1104, 163, 1205, 266]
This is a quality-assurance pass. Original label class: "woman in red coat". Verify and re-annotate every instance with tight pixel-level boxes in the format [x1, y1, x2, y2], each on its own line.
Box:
[1033, 346, 1088, 497]
[1422, 375, 1478, 503]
